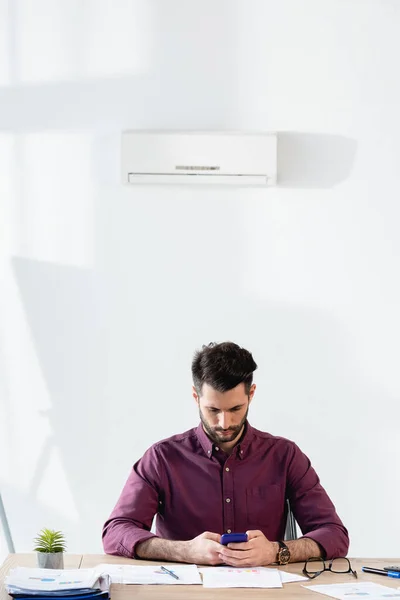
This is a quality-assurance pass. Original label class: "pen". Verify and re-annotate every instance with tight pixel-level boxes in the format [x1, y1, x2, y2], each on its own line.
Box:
[362, 567, 400, 579]
[160, 566, 180, 580]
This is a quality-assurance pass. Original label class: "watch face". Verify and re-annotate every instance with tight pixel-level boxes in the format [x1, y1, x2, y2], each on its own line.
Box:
[279, 547, 291, 565]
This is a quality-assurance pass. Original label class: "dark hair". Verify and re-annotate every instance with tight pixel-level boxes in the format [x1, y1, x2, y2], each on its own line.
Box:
[192, 342, 258, 396]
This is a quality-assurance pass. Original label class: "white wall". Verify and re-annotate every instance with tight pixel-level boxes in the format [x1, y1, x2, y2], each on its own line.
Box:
[1, 0, 400, 558]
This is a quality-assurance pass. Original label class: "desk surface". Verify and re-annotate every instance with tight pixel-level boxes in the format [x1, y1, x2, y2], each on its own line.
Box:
[2, 555, 400, 600]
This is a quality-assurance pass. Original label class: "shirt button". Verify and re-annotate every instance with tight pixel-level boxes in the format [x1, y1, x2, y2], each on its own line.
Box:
[225, 498, 231, 503]
[227, 529, 231, 533]
[225, 467, 230, 472]
[207, 450, 211, 454]
[215, 447, 219, 451]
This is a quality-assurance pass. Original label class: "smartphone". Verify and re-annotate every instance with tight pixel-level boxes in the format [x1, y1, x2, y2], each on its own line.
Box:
[220, 533, 248, 545]
[384, 566, 400, 572]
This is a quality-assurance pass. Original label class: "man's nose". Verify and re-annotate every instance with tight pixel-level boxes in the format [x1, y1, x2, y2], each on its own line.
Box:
[218, 412, 232, 429]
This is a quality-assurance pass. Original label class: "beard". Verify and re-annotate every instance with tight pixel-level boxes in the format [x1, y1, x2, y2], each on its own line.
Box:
[199, 406, 249, 445]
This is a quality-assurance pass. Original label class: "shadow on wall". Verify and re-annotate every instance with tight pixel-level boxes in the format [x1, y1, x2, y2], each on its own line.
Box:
[9, 257, 110, 552]
[7, 248, 398, 557]
[0, 0, 241, 132]
[277, 133, 357, 188]
[1, 0, 245, 552]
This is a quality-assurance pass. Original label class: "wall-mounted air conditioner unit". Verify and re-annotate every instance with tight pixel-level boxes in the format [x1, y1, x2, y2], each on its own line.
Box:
[121, 131, 277, 186]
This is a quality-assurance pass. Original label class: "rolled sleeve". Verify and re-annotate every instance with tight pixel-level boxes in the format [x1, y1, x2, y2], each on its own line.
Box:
[303, 526, 349, 560]
[102, 446, 162, 557]
[286, 442, 349, 560]
[104, 528, 157, 559]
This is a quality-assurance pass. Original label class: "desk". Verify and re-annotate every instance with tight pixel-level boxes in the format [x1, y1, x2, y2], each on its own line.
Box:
[2, 555, 400, 600]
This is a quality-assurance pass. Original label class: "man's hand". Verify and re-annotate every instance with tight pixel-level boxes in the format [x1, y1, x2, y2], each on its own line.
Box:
[186, 531, 224, 565]
[219, 530, 278, 567]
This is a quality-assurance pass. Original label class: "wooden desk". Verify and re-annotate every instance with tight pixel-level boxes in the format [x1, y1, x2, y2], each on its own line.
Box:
[2, 554, 400, 600]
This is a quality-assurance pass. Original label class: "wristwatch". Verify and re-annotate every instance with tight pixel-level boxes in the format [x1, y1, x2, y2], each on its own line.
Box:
[276, 540, 291, 565]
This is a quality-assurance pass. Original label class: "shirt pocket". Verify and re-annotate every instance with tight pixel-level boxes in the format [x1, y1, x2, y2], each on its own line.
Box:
[246, 484, 284, 528]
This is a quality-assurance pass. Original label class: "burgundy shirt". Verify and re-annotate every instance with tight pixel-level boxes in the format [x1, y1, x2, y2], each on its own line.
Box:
[102, 422, 349, 559]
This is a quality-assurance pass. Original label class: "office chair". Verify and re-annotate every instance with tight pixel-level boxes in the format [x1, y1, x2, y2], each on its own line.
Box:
[284, 499, 298, 541]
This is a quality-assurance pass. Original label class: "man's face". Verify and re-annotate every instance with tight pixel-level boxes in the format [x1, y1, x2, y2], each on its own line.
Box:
[193, 382, 255, 446]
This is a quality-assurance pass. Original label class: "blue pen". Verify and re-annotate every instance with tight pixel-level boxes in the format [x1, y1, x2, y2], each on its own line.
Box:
[362, 567, 400, 578]
[160, 566, 180, 580]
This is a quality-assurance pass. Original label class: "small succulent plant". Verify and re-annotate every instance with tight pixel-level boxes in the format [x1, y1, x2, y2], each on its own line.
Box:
[33, 528, 66, 553]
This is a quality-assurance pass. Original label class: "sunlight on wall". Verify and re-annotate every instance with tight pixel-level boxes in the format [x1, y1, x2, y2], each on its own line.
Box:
[16, 132, 94, 268]
[84, 0, 153, 78]
[0, 131, 81, 523]
[36, 446, 80, 522]
[0, 134, 14, 247]
[0, 257, 79, 538]
[14, 0, 152, 83]
[0, 134, 15, 481]
[0, 0, 9, 85]
[0, 260, 53, 483]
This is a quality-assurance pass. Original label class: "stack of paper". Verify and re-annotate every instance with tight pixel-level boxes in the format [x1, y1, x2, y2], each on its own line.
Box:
[93, 563, 307, 588]
[94, 563, 202, 585]
[5, 568, 110, 600]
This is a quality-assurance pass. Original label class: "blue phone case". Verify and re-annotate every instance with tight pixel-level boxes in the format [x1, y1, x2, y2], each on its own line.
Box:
[221, 533, 248, 545]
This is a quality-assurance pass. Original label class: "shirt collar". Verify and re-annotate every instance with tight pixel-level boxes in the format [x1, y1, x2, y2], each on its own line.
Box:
[196, 421, 255, 459]
[196, 422, 214, 458]
[236, 421, 253, 459]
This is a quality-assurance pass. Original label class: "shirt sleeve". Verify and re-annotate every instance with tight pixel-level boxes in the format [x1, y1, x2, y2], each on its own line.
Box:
[286, 442, 349, 559]
[102, 445, 161, 557]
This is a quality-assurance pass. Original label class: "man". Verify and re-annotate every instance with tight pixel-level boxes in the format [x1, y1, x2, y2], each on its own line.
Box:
[102, 342, 349, 566]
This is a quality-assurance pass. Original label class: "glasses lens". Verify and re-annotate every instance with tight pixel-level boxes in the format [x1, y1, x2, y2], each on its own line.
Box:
[306, 559, 325, 574]
[331, 558, 350, 573]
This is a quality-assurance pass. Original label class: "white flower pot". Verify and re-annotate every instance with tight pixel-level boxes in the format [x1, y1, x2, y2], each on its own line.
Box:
[37, 552, 64, 569]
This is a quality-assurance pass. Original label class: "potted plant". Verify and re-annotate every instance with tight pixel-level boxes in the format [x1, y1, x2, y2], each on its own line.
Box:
[33, 528, 66, 569]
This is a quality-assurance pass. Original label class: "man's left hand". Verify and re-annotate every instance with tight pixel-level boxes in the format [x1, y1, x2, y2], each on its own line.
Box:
[219, 530, 278, 567]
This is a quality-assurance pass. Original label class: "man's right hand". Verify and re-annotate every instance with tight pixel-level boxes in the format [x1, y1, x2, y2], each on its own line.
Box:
[186, 531, 224, 565]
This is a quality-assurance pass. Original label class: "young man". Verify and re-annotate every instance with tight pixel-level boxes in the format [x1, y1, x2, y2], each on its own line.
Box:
[102, 342, 349, 566]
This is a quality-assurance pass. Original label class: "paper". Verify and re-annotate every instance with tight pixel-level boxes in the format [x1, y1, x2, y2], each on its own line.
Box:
[93, 566, 124, 585]
[95, 563, 201, 585]
[279, 570, 308, 583]
[200, 566, 282, 588]
[304, 581, 400, 599]
[5, 568, 100, 592]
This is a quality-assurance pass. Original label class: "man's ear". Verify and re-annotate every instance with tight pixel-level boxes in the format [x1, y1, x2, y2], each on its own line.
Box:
[248, 383, 256, 404]
[192, 385, 200, 405]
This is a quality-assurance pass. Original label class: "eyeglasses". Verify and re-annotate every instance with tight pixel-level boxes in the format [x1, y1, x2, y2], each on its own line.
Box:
[303, 557, 358, 580]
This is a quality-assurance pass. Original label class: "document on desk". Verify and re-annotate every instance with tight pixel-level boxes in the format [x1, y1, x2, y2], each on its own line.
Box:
[5, 568, 100, 592]
[200, 566, 282, 588]
[94, 564, 201, 585]
[279, 571, 308, 583]
[304, 581, 400, 599]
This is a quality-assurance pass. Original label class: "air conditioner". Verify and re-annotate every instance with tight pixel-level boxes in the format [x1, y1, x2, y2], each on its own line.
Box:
[121, 131, 277, 185]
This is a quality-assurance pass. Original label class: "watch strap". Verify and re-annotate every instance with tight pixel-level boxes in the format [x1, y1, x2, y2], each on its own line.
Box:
[276, 540, 291, 565]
